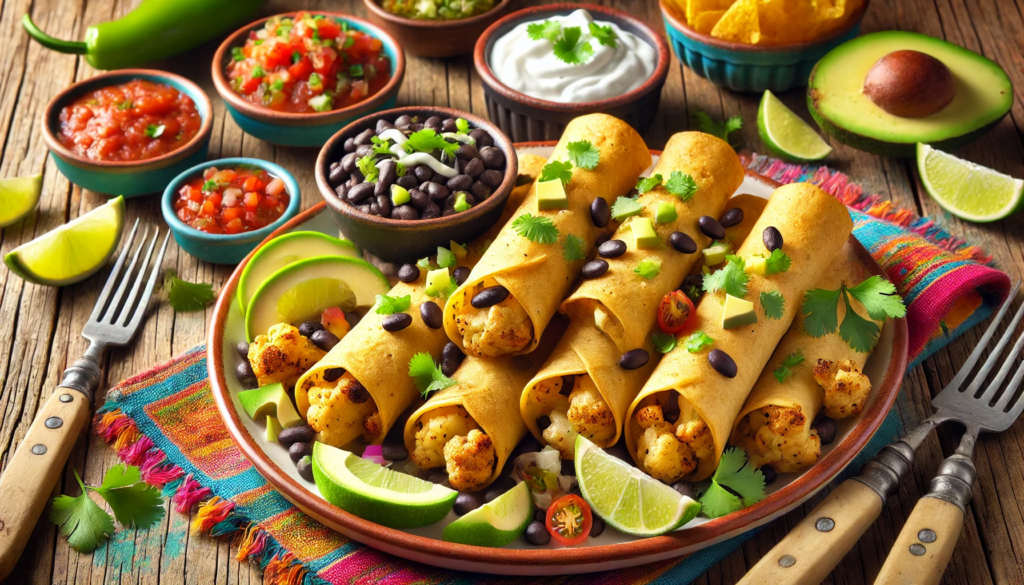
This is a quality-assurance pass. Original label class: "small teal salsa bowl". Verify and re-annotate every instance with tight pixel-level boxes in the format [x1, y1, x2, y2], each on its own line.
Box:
[161, 158, 302, 265]
[42, 69, 213, 197]
[211, 12, 406, 148]
[659, 0, 869, 93]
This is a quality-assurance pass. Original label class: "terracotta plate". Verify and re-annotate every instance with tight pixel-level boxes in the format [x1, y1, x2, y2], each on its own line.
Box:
[209, 145, 909, 575]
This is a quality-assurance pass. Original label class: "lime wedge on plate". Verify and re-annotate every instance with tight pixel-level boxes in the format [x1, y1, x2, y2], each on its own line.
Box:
[0, 173, 43, 228]
[575, 435, 701, 536]
[237, 231, 358, 313]
[5, 196, 125, 286]
[442, 481, 532, 547]
[758, 90, 833, 162]
[312, 442, 456, 528]
[244, 255, 389, 341]
[917, 143, 1024, 222]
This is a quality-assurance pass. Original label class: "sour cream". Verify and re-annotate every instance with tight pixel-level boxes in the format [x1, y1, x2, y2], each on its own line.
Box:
[489, 9, 657, 103]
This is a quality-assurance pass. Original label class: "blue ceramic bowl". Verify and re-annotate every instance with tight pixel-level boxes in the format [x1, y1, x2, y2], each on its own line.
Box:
[161, 158, 302, 265]
[211, 12, 406, 147]
[42, 69, 213, 197]
[660, 0, 868, 93]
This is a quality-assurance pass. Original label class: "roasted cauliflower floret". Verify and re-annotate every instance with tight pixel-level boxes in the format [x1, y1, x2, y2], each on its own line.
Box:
[637, 422, 697, 483]
[248, 323, 326, 390]
[635, 404, 665, 429]
[675, 419, 714, 462]
[531, 375, 570, 405]
[457, 292, 534, 357]
[567, 376, 616, 445]
[443, 429, 496, 492]
[411, 406, 479, 469]
[362, 411, 384, 440]
[306, 372, 378, 447]
[735, 406, 820, 472]
[542, 408, 579, 460]
[814, 359, 871, 419]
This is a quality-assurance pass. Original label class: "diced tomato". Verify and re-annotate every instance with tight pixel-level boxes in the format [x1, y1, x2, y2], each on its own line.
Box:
[221, 207, 243, 222]
[243, 176, 264, 193]
[320, 307, 350, 339]
[316, 20, 341, 39]
[657, 291, 695, 334]
[223, 218, 245, 234]
[244, 191, 261, 210]
[261, 194, 279, 209]
[174, 166, 289, 234]
[546, 495, 592, 546]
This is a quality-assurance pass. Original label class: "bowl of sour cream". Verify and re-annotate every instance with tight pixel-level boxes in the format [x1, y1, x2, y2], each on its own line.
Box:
[474, 5, 670, 142]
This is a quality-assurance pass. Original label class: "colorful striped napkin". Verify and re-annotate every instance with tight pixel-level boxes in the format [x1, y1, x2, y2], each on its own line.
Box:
[90, 156, 1010, 584]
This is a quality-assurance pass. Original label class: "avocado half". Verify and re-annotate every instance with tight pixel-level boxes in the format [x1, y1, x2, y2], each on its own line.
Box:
[808, 31, 1013, 157]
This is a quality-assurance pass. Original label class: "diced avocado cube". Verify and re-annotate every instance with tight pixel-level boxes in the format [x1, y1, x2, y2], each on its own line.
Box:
[453, 192, 472, 212]
[238, 383, 303, 428]
[391, 185, 411, 207]
[722, 294, 757, 329]
[450, 240, 468, 262]
[632, 217, 661, 249]
[265, 416, 283, 443]
[654, 201, 678, 225]
[536, 179, 568, 211]
[702, 242, 731, 266]
[425, 267, 451, 297]
[745, 256, 768, 275]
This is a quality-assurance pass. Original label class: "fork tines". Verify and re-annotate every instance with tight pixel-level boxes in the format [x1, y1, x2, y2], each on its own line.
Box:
[89, 218, 171, 330]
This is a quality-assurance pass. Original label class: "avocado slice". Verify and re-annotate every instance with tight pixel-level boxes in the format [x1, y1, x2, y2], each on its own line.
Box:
[238, 383, 303, 428]
[722, 294, 757, 330]
[702, 241, 731, 266]
[536, 179, 569, 210]
[265, 416, 283, 442]
[631, 218, 661, 249]
[808, 31, 1012, 157]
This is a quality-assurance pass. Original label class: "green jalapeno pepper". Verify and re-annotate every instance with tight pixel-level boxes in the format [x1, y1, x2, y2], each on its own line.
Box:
[22, 0, 264, 71]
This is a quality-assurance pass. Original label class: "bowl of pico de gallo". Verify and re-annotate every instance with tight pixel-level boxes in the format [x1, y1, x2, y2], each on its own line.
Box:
[212, 12, 406, 147]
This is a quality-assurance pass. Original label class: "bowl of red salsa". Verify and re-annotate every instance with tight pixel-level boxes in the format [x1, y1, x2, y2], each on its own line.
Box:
[43, 70, 213, 197]
[161, 158, 301, 264]
[212, 12, 405, 147]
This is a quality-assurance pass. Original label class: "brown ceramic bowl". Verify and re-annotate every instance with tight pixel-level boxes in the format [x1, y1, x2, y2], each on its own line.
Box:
[474, 4, 671, 142]
[316, 106, 518, 263]
[363, 0, 514, 58]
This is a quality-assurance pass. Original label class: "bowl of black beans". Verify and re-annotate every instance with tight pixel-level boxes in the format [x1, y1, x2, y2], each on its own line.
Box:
[316, 106, 518, 263]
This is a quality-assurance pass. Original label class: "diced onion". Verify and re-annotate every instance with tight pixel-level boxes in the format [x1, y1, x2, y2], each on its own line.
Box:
[265, 178, 286, 196]
[222, 188, 242, 207]
[442, 132, 475, 146]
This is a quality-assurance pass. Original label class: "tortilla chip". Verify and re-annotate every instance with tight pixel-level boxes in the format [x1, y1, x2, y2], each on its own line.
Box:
[711, 0, 761, 44]
[686, 0, 734, 28]
[758, 0, 817, 44]
[694, 9, 727, 33]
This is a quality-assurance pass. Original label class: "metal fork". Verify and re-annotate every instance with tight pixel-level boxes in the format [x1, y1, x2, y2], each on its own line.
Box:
[0, 220, 170, 579]
[738, 280, 1023, 585]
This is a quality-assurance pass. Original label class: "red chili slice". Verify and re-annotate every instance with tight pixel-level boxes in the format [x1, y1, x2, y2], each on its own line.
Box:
[657, 290, 695, 334]
[546, 494, 593, 546]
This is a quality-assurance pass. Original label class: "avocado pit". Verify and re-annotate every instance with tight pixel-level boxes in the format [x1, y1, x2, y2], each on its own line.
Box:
[863, 50, 956, 118]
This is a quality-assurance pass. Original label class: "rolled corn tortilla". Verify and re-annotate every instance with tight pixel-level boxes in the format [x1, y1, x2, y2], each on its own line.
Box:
[404, 317, 567, 491]
[521, 132, 745, 455]
[293, 153, 548, 449]
[730, 250, 880, 472]
[625, 182, 854, 482]
[443, 114, 651, 358]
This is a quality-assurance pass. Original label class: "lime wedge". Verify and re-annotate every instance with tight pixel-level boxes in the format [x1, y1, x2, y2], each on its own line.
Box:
[758, 90, 833, 162]
[574, 435, 700, 536]
[312, 442, 456, 528]
[917, 143, 1024, 222]
[442, 481, 532, 547]
[0, 174, 42, 228]
[5, 196, 125, 286]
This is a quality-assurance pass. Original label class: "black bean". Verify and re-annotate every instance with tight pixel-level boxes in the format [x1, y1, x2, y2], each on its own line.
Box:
[375, 161, 397, 196]
[479, 146, 505, 169]
[423, 181, 449, 201]
[413, 164, 434, 183]
[620, 348, 650, 370]
[420, 301, 443, 329]
[341, 152, 359, 173]
[355, 144, 374, 158]
[298, 320, 323, 337]
[382, 313, 413, 332]
[345, 311, 361, 328]
[454, 491, 485, 516]
[328, 164, 348, 187]
[470, 181, 491, 200]
[289, 440, 313, 462]
[394, 114, 412, 128]
[443, 341, 464, 362]
[814, 415, 837, 444]
[333, 184, 348, 201]
[398, 263, 420, 283]
[761, 465, 778, 485]
[525, 521, 550, 545]
[322, 367, 344, 382]
[397, 174, 418, 190]
[534, 509, 547, 523]
[561, 375, 576, 395]
[536, 415, 551, 430]
[463, 157, 484, 178]
[351, 169, 364, 183]
[469, 129, 493, 149]
[355, 204, 370, 213]
[453, 266, 471, 285]
[447, 174, 473, 192]
[347, 182, 374, 204]
[598, 239, 627, 258]
[456, 144, 479, 161]
[484, 476, 517, 502]
[763, 226, 784, 251]
[590, 197, 610, 228]
[671, 481, 698, 500]
[343, 137, 356, 153]
[407, 122, 424, 132]
[441, 118, 458, 133]
[561, 460, 576, 476]
[421, 200, 441, 219]
[311, 329, 340, 351]
[471, 285, 509, 308]
[720, 207, 744, 228]
[354, 128, 375, 145]
[670, 231, 697, 254]
[368, 202, 380, 216]
[480, 169, 503, 188]
[407, 189, 429, 211]
[296, 456, 314, 482]
[376, 193, 392, 217]
[698, 216, 726, 240]
[581, 259, 609, 279]
[391, 204, 420, 220]
[424, 115, 443, 131]
[708, 349, 737, 378]
[441, 355, 461, 377]
[682, 273, 704, 295]
[382, 442, 409, 462]
[235, 360, 255, 382]
[278, 425, 316, 446]
[236, 342, 249, 359]
[459, 191, 477, 206]
[663, 397, 680, 424]
[376, 118, 395, 133]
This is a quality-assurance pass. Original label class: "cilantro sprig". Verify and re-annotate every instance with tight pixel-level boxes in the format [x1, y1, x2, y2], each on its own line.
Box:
[375, 294, 412, 315]
[699, 448, 766, 518]
[760, 290, 785, 320]
[652, 331, 677, 354]
[665, 172, 698, 201]
[702, 256, 749, 298]
[409, 352, 457, 399]
[562, 233, 587, 261]
[165, 271, 215, 312]
[526, 19, 618, 65]
[636, 174, 663, 195]
[404, 128, 459, 158]
[565, 140, 600, 170]
[540, 160, 573, 187]
[145, 124, 165, 139]
[635, 258, 661, 280]
[773, 350, 805, 383]
[684, 330, 714, 352]
[764, 249, 792, 275]
[802, 276, 906, 353]
[371, 135, 392, 155]
[356, 154, 379, 182]
[512, 213, 560, 244]
[692, 112, 743, 147]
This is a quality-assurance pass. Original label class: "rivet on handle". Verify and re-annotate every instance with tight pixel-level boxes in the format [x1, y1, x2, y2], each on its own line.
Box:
[778, 555, 796, 568]
[59, 394, 73, 403]
[44, 417, 63, 429]
[909, 544, 927, 556]
[31, 445, 47, 455]
[918, 529, 936, 543]
[816, 517, 835, 532]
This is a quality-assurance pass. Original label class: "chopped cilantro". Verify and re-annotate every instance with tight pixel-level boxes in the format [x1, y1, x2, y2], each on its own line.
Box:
[116, 100, 133, 111]
[144, 124, 165, 139]
[692, 112, 743, 147]
[408, 352, 457, 399]
[562, 233, 587, 261]
[802, 275, 906, 352]
[292, 51, 301, 64]
[416, 257, 435, 272]
[165, 271, 215, 312]
[356, 154, 379, 183]
[512, 213, 559, 244]
[636, 174, 663, 194]
[374, 294, 412, 315]
[404, 129, 458, 157]
[552, 26, 594, 65]
[610, 196, 644, 222]
[652, 331, 677, 354]
[683, 330, 714, 353]
[371, 135, 392, 155]
[456, 118, 470, 134]
[201, 180, 218, 192]
[232, 47, 246, 62]
[760, 290, 785, 320]
[588, 22, 618, 47]
[251, 65, 265, 79]
[764, 249, 792, 275]
[699, 448, 765, 518]
[436, 245, 456, 268]
[565, 140, 600, 170]
[539, 160, 573, 187]
[349, 64, 364, 77]
[702, 256, 749, 297]
[635, 258, 662, 279]
[527, 19, 562, 42]
[270, 80, 285, 91]
[665, 171, 698, 201]
[773, 350, 805, 383]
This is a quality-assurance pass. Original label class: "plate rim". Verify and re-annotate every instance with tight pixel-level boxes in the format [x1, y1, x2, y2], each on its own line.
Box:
[208, 144, 909, 571]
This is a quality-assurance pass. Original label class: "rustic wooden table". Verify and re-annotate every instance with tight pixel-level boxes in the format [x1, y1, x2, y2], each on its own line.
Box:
[1, 0, 1022, 582]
